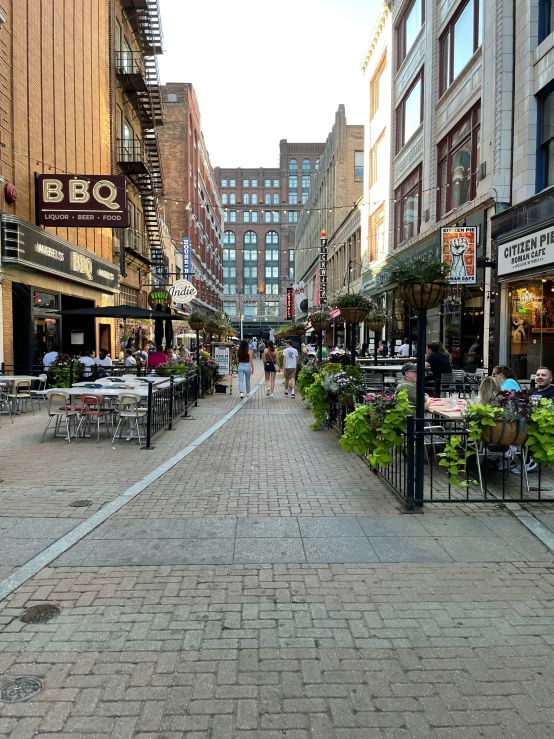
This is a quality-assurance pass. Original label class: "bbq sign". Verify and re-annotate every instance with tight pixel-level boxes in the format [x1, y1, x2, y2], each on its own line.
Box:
[37, 175, 129, 228]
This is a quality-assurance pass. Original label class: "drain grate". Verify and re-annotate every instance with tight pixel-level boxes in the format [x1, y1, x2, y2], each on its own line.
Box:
[69, 500, 92, 508]
[20, 604, 61, 624]
[0, 677, 43, 703]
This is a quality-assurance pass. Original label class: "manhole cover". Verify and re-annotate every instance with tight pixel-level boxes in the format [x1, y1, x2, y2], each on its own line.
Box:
[20, 604, 61, 624]
[69, 500, 92, 508]
[0, 677, 43, 703]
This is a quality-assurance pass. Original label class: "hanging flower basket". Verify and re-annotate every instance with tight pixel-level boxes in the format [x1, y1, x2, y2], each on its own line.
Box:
[366, 319, 386, 332]
[481, 419, 528, 448]
[188, 314, 205, 329]
[311, 320, 330, 332]
[398, 281, 447, 311]
[339, 307, 369, 324]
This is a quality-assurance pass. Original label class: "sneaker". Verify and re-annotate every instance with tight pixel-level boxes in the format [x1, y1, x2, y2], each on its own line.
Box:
[270, 393, 274, 398]
[511, 461, 538, 474]
[291, 391, 295, 398]
[497, 458, 514, 471]
[284, 391, 288, 396]
[266, 388, 270, 396]
[240, 393, 244, 399]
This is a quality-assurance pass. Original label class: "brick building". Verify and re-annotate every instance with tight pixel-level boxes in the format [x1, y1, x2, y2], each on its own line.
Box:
[158, 83, 223, 316]
[214, 139, 325, 335]
[0, 0, 119, 368]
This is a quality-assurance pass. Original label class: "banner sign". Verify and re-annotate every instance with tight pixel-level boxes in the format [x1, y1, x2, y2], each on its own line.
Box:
[147, 289, 171, 309]
[441, 227, 476, 284]
[214, 345, 230, 376]
[37, 175, 128, 228]
[314, 268, 320, 307]
[168, 279, 197, 304]
[286, 287, 294, 319]
[319, 236, 328, 303]
[1, 215, 119, 292]
[498, 225, 554, 276]
[181, 237, 192, 278]
[293, 281, 305, 315]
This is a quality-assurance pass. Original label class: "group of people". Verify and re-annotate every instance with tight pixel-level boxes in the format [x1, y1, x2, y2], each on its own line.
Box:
[236, 339, 299, 400]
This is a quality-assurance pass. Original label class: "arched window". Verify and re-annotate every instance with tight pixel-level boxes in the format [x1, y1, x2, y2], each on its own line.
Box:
[315, 158, 320, 170]
[302, 158, 310, 171]
[251, 192, 258, 203]
[265, 231, 279, 246]
[221, 193, 228, 205]
[244, 231, 258, 246]
[229, 193, 236, 204]
[223, 232, 236, 292]
[243, 232, 258, 291]
[273, 193, 279, 204]
[243, 193, 250, 205]
[289, 159, 298, 172]
[264, 193, 271, 205]
[265, 231, 279, 293]
[223, 231, 236, 246]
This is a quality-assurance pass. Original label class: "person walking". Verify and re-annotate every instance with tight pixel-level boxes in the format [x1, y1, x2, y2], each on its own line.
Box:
[282, 340, 299, 398]
[258, 340, 265, 360]
[237, 339, 254, 399]
[263, 340, 279, 397]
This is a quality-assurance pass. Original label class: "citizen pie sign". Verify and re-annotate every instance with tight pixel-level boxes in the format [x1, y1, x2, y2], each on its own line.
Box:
[37, 175, 129, 228]
[168, 279, 197, 304]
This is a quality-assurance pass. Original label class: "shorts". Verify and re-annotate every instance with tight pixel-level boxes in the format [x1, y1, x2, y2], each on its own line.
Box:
[284, 368, 296, 382]
[264, 361, 276, 373]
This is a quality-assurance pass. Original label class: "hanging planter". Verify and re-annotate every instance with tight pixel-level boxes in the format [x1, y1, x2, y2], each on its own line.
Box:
[339, 307, 369, 324]
[188, 312, 205, 329]
[365, 310, 387, 332]
[309, 310, 331, 332]
[397, 281, 448, 311]
[333, 293, 374, 325]
[481, 418, 528, 448]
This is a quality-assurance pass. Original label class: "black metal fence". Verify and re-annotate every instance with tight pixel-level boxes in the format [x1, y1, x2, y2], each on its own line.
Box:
[375, 417, 554, 507]
[144, 369, 199, 449]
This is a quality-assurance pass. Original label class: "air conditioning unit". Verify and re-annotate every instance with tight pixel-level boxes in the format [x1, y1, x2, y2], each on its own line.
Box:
[477, 162, 487, 181]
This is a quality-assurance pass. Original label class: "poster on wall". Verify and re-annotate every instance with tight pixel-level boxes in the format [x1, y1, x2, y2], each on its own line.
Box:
[441, 227, 476, 284]
[293, 281, 305, 315]
[214, 345, 230, 375]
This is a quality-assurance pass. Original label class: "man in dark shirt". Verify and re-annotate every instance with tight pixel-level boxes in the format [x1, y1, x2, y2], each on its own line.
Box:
[425, 341, 452, 395]
[532, 366, 554, 400]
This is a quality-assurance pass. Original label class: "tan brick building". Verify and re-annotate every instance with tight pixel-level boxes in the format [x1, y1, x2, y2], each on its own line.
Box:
[158, 83, 223, 317]
[0, 0, 121, 369]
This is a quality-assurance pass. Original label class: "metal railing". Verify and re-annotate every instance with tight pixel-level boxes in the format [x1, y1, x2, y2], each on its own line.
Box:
[144, 369, 199, 449]
[115, 50, 145, 76]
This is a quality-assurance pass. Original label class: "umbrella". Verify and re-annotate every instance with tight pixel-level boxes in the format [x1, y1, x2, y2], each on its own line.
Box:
[164, 306, 173, 350]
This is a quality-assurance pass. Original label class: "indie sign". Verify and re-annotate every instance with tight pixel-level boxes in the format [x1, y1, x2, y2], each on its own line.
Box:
[37, 175, 129, 228]
[319, 236, 328, 304]
[168, 279, 197, 304]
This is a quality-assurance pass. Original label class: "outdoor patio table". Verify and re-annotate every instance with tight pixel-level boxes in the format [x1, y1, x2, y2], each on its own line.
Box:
[428, 398, 467, 420]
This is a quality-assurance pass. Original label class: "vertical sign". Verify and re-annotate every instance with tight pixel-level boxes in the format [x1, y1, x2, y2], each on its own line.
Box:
[182, 237, 192, 279]
[441, 227, 476, 284]
[319, 231, 328, 305]
[214, 345, 230, 375]
[286, 287, 295, 319]
[314, 268, 320, 307]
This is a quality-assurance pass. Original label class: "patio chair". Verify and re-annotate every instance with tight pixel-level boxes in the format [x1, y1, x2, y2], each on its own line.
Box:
[111, 392, 148, 445]
[423, 424, 448, 467]
[453, 370, 471, 397]
[29, 374, 47, 408]
[8, 380, 37, 415]
[76, 393, 112, 441]
[0, 391, 13, 423]
[362, 372, 384, 393]
[440, 373, 456, 397]
[41, 390, 78, 443]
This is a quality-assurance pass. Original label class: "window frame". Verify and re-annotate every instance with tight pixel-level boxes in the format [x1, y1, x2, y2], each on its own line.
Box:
[397, 0, 424, 68]
[439, 0, 481, 96]
[436, 103, 481, 218]
[396, 69, 423, 153]
[368, 205, 385, 263]
[394, 165, 422, 248]
[370, 54, 387, 122]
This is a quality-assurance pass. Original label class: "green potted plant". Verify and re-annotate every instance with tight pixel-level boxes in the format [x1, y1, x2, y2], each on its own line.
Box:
[340, 390, 412, 468]
[365, 307, 387, 332]
[309, 309, 332, 332]
[305, 362, 343, 428]
[188, 311, 205, 330]
[331, 367, 362, 408]
[333, 293, 374, 324]
[388, 259, 450, 311]
[297, 365, 318, 398]
[49, 354, 83, 388]
[287, 320, 307, 336]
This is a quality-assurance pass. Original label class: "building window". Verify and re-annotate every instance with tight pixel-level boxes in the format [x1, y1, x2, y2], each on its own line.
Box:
[251, 211, 259, 222]
[229, 193, 236, 205]
[440, 0, 481, 95]
[244, 231, 258, 246]
[251, 179, 258, 186]
[394, 166, 421, 247]
[272, 211, 279, 222]
[223, 302, 237, 316]
[264, 211, 271, 222]
[266, 284, 279, 295]
[301, 193, 308, 204]
[243, 193, 250, 205]
[243, 211, 250, 223]
[244, 249, 257, 261]
[221, 179, 228, 187]
[265, 231, 279, 293]
[289, 248, 295, 279]
[243, 266, 257, 279]
[223, 266, 236, 279]
[289, 175, 297, 191]
[265, 301, 279, 316]
[437, 103, 480, 218]
[368, 206, 385, 262]
[221, 193, 228, 205]
[273, 193, 279, 204]
[252, 192, 258, 203]
[301, 176, 310, 190]
[370, 54, 387, 121]
[396, 70, 423, 152]
[315, 158, 320, 170]
[244, 285, 257, 295]
[288, 211, 298, 222]
[224, 231, 236, 246]
[354, 151, 364, 181]
[273, 179, 279, 187]
[289, 193, 298, 205]
[264, 179, 271, 187]
[369, 133, 386, 188]
[223, 212, 228, 223]
[229, 211, 237, 222]
[397, 0, 424, 68]
[302, 158, 310, 171]
[243, 179, 249, 187]
[229, 179, 236, 187]
[289, 159, 297, 172]
[264, 193, 271, 205]
[265, 266, 279, 278]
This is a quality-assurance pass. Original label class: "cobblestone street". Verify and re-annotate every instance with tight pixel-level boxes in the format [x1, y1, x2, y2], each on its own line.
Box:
[1, 376, 554, 738]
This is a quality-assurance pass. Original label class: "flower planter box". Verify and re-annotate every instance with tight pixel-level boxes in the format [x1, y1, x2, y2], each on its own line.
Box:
[481, 419, 528, 447]
[398, 282, 447, 311]
[339, 397, 354, 408]
[339, 307, 369, 324]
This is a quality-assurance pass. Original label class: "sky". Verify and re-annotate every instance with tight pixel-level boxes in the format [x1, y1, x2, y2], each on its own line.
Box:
[158, 0, 382, 169]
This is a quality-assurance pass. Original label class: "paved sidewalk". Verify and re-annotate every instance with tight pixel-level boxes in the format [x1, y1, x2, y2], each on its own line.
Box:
[1, 372, 554, 738]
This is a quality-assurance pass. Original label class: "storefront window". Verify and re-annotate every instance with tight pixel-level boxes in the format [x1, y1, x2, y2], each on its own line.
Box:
[34, 317, 59, 362]
[34, 292, 58, 309]
[508, 278, 554, 379]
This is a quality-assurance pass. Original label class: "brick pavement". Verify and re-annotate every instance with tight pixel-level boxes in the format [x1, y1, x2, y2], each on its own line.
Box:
[1, 370, 554, 737]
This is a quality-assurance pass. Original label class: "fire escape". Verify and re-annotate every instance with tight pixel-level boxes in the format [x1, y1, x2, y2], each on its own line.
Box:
[116, 0, 165, 269]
